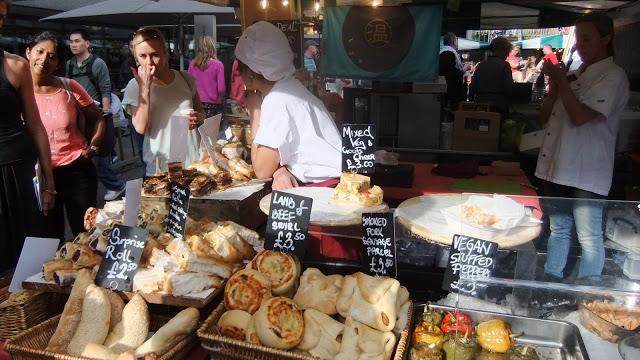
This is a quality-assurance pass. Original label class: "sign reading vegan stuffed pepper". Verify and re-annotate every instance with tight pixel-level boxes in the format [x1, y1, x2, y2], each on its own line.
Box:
[96, 225, 148, 292]
[166, 182, 190, 239]
[442, 234, 498, 297]
[265, 191, 313, 258]
[361, 212, 396, 277]
[342, 124, 376, 174]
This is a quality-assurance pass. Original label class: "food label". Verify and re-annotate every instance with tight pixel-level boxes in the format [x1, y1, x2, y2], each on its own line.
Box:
[341, 124, 376, 174]
[95, 225, 148, 292]
[166, 182, 190, 239]
[361, 212, 396, 277]
[265, 191, 313, 258]
[442, 234, 498, 297]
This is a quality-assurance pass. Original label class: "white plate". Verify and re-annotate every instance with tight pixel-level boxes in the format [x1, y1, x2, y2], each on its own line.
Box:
[259, 187, 388, 226]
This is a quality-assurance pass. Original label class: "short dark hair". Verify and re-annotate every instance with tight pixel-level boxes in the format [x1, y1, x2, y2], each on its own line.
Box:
[70, 28, 90, 41]
[443, 32, 457, 46]
[575, 12, 615, 57]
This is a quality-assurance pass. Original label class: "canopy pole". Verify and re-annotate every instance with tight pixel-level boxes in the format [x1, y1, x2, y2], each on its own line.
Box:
[179, 17, 185, 71]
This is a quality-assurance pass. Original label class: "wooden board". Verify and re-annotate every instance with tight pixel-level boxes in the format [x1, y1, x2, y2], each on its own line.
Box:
[259, 187, 388, 227]
[22, 272, 222, 308]
[396, 194, 541, 249]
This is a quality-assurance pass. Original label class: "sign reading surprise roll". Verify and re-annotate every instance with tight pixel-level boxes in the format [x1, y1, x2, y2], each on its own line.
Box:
[96, 225, 148, 292]
[361, 212, 397, 277]
[342, 124, 376, 174]
[442, 234, 498, 297]
[167, 182, 190, 239]
[265, 191, 313, 258]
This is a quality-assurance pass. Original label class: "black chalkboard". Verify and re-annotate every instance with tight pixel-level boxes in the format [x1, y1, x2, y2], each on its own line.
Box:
[341, 124, 376, 174]
[442, 234, 498, 297]
[95, 225, 148, 292]
[265, 191, 313, 258]
[270, 20, 303, 69]
[167, 182, 190, 239]
[361, 212, 396, 277]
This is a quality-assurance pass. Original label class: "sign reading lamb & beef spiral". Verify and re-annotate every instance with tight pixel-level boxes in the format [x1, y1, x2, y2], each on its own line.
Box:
[166, 182, 190, 239]
[95, 225, 148, 292]
[442, 234, 498, 297]
[342, 124, 376, 174]
[265, 191, 313, 258]
[361, 212, 396, 277]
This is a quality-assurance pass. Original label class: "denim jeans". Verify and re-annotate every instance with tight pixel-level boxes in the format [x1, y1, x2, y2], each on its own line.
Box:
[542, 182, 606, 279]
[95, 155, 124, 191]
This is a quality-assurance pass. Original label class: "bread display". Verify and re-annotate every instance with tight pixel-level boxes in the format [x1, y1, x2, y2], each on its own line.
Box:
[106, 291, 125, 332]
[67, 285, 112, 356]
[135, 307, 200, 358]
[42, 259, 73, 282]
[297, 309, 345, 359]
[53, 268, 78, 287]
[254, 296, 305, 350]
[247, 250, 300, 296]
[332, 173, 384, 207]
[224, 269, 272, 314]
[104, 294, 150, 353]
[217, 309, 253, 341]
[334, 317, 396, 360]
[293, 268, 343, 315]
[162, 272, 222, 297]
[336, 272, 400, 332]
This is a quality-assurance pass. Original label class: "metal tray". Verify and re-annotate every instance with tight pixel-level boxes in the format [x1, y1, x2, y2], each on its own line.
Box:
[412, 304, 590, 360]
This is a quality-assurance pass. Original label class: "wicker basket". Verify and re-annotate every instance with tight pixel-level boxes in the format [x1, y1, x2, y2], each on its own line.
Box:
[0, 288, 64, 341]
[197, 300, 413, 360]
[5, 313, 198, 360]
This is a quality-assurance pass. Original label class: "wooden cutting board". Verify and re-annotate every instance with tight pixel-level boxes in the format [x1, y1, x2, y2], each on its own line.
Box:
[396, 194, 541, 248]
[259, 187, 388, 227]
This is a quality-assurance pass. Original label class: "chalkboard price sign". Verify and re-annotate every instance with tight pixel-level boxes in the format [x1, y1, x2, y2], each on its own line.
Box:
[95, 225, 148, 292]
[342, 124, 376, 174]
[361, 212, 396, 277]
[265, 191, 313, 258]
[442, 234, 498, 297]
[270, 20, 302, 69]
[166, 182, 190, 239]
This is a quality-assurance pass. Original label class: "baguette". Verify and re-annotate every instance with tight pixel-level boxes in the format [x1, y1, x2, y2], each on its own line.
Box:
[67, 285, 112, 356]
[47, 269, 94, 351]
[106, 291, 125, 332]
[104, 294, 150, 353]
[135, 307, 199, 358]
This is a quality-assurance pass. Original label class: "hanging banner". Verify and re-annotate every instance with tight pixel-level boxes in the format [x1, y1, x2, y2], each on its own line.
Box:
[323, 5, 442, 82]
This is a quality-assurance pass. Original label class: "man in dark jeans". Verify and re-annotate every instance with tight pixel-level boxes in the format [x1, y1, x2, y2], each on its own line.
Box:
[66, 29, 125, 201]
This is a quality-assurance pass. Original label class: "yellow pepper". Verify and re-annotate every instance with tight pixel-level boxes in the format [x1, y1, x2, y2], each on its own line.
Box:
[413, 321, 445, 351]
[476, 319, 514, 353]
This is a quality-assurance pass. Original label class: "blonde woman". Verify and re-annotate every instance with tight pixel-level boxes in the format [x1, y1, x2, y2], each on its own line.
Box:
[188, 35, 225, 118]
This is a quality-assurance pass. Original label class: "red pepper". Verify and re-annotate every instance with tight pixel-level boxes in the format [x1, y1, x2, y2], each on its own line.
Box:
[440, 312, 473, 337]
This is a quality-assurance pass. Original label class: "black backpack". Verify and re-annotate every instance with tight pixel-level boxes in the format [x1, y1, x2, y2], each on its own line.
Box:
[66, 55, 115, 157]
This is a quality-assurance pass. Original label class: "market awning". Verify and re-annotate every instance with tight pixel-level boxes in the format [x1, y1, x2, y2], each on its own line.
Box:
[439, 37, 489, 50]
[515, 34, 568, 49]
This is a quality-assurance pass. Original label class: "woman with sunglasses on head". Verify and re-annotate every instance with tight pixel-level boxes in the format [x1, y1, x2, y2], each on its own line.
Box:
[26, 31, 105, 240]
[0, 0, 56, 271]
[123, 27, 206, 175]
[235, 21, 341, 190]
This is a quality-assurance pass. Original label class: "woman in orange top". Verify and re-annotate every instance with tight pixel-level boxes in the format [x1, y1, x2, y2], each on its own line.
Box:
[26, 31, 105, 240]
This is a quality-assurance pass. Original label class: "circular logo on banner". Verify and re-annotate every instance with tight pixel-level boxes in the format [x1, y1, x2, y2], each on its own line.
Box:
[342, 6, 415, 72]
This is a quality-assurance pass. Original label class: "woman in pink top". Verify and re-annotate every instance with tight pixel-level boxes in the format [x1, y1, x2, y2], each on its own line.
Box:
[26, 32, 105, 240]
[188, 35, 226, 118]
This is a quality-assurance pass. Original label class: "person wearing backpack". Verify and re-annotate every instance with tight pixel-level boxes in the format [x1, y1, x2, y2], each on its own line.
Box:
[66, 29, 125, 201]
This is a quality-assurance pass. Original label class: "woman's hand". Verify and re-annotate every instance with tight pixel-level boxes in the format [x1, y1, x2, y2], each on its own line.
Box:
[41, 183, 56, 215]
[272, 166, 298, 190]
[131, 64, 156, 91]
[81, 146, 96, 159]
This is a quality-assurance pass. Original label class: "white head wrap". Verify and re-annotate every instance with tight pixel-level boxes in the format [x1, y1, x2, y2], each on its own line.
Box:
[234, 21, 296, 82]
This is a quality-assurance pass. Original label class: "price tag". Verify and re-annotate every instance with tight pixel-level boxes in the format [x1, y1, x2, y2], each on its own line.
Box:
[341, 124, 376, 174]
[442, 234, 498, 297]
[166, 182, 190, 238]
[265, 191, 313, 258]
[361, 212, 396, 277]
[95, 225, 148, 292]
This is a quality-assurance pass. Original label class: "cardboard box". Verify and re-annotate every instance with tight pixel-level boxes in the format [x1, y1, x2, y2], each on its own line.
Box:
[452, 110, 501, 152]
[519, 130, 545, 154]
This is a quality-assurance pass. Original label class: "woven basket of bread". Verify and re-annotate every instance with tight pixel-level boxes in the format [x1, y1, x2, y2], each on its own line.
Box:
[5, 313, 197, 360]
[197, 300, 413, 360]
[0, 288, 65, 341]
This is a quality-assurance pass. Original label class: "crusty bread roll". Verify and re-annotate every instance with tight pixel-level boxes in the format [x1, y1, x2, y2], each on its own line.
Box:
[163, 272, 221, 296]
[334, 317, 396, 360]
[106, 291, 125, 332]
[224, 269, 271, 314]
[336, 272, 400, 332]
[81, 343, 119, 360]
[104, 294, 150, 353]
[148, 248, 180, 272]
[67, 285, 111, 356]
[47, 269, 93, 351]
[178, 250, 233, 279]
[297, 309, 344, 359]
[53, 269, 79, 287]
[215, 223, 256, 260]
[254, 297, 304, 350]
[217, 309, 253, 341]
[247, 250, 300, 296]
[140, 236, 162, 267]
[57, 242, 81, 260]
[71, 246, 102, 269]
[202, 228, 244, 263]
[42, 259, 73, 282]
[132, 268, 164, 294]
[135, 307, 199, 358]
[218, 221, 262, 247]
[293, 268, 343, 315]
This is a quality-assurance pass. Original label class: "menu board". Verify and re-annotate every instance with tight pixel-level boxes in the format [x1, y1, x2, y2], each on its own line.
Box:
[442, 234, 498, 297]
[361, 212, 396, 277]
[95, 225, 148, 292]
[270, 20, 303, 69]
[265, 191, 313, 258]
[341, 124, 376, 174]
[166, 182, 190, 239]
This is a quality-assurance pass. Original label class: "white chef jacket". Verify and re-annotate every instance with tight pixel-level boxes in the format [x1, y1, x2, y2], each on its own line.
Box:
[535, 57, 629, 196]
[253, 76, 342, 183]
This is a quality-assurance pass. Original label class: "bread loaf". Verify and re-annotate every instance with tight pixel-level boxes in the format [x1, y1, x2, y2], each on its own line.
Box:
[104, 294, 150, 353]
[224, 269, 271, 314]
[106, 291, 125, 332]
[297, 309, 344, 359]
[218, 221, 262, 246]
[47, 269, 93, 351]
[334, 317, 396, 360]
[53, 269, 79, 287]
[42, 259, 73, 282]
[132, 268, 164, 294]
[293, 268, 343, 315]
[217, 309, 252, 340]
[135, 307, 199, 358]
[71, 245, 102, 269]
[254, 297, 304, 350]
[67, 285, 112, 356]
[163, 271, 221, 296]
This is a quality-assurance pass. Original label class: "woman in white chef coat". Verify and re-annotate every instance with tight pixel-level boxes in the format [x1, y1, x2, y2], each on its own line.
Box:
[536, 13, 629, 279]
[234, 21, 342, 190]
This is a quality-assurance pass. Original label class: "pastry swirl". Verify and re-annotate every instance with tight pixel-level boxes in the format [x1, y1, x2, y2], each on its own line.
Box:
[224, 269, 272, 314]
